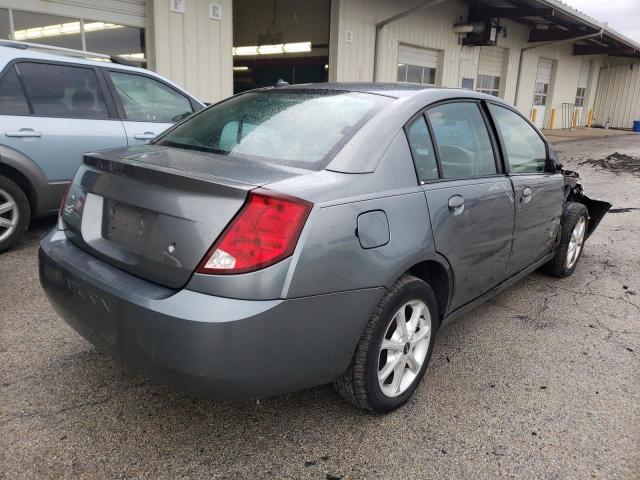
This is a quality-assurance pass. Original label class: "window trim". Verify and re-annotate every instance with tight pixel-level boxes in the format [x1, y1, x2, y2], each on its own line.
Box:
[0, 58, 120, 120]
[102, 67, 200, 123]
[403, 114, 439, 184]
[485, 100, 553, 175]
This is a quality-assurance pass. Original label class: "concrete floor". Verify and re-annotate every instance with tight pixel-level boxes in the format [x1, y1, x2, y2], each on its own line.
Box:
[1, 135, 639, 479]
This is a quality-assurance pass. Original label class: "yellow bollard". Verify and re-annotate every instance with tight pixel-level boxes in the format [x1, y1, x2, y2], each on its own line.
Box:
[549, 109, 556, 130]
[587, 109, 593, 128]
[531, 108, 537, 124]
[572, 109, 578, 129]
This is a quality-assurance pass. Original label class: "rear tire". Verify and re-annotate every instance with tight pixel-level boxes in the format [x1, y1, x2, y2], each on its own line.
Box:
[543, 202, 588, 278]
[334, 274, 439, 413]
[0, 175, 30, 253]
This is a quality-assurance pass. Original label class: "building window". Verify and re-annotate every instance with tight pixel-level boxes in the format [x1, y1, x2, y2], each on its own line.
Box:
[575, 87, 586, 107]
[533, 82, 549, 106]
[3, 9, 146, 66]
[461, 78, 474, 90]
[397, 64, 436, 85]
[477, 74, 500, 97]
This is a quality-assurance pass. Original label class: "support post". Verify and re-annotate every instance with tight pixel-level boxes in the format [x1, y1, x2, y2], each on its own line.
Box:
[587, 109, 593, 128]
[549, 109, 556, 129]
[531, 108, 537, 124]
[572, 108, 578, 129]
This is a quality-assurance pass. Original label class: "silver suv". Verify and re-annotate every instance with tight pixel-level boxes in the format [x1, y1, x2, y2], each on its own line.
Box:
[0, 41, 203, 251]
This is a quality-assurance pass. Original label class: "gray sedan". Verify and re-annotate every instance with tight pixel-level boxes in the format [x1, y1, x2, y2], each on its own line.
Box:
[38, 83, 609, 412]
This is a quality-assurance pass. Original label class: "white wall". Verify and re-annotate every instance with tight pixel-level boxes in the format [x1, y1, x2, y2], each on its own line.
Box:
[329, 0, 608, 129]
[147, 0, 233, 104]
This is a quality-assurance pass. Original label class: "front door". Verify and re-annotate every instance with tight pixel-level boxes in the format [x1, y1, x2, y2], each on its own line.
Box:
[487, 103, 564, 275]
[105, 70, 195, 145]
[422, 101, 514, 310]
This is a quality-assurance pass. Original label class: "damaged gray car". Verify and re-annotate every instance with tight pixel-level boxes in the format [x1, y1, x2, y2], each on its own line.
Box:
[39, 83, 610, 412]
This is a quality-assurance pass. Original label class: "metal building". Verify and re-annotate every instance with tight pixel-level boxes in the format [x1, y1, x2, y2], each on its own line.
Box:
[1, 0, 639, 129]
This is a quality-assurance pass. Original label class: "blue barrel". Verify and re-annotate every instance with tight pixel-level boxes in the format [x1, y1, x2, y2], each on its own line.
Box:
[634, 120, 640, 132]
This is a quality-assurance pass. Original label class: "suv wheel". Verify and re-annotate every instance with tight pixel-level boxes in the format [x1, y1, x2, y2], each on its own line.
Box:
[0, 176, 30, 253]
[334, 275, 439, 413]
[543, 201, 589, 278]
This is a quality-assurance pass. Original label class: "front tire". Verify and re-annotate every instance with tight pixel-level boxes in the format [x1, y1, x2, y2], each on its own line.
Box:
[543, 202, 589, 278]
[0, 176, 30, 253]
[334, 275, 439, 413]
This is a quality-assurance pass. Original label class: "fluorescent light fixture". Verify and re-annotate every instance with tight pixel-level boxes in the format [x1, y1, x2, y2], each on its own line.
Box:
[233, 66, 249, 71]
[13, 21, 123, 41]
[233, 41, 312, 56]
[119, 53, 146, 60]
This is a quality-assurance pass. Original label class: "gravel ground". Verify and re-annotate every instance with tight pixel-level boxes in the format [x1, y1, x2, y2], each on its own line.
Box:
[1, 135, 639, 480]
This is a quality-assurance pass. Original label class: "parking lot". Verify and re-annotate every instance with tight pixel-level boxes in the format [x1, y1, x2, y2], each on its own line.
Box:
[1, 134, 638, 479]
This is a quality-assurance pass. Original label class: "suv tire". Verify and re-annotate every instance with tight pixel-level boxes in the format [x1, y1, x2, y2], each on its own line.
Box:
[0, 175, 30, 253]
[543, 201, 589, 278]
[334, 274, 439, 413]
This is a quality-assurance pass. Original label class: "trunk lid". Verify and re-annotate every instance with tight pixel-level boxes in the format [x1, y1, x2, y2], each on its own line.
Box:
[61, 145, 306, 288]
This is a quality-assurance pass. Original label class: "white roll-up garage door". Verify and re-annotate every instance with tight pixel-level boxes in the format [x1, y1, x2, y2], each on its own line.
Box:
[535, 58, 553, 84]
[578, 60, 590, 88]
[533, 58, 553, 128]
[398, 45, 439, 69]
[478, 47, 505, 77]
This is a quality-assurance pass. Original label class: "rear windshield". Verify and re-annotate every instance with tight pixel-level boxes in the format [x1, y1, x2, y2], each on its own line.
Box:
[156, 90, 390, 170]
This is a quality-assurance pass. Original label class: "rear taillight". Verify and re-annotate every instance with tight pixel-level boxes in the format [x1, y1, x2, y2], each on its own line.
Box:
[196, 189, 312, 275]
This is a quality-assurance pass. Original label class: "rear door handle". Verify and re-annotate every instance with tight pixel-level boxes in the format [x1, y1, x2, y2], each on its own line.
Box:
[521, 187, 533, 203]
[6, 128, 42, 138]
[134, 132, 156, 140]
[448, 194, 464, 213]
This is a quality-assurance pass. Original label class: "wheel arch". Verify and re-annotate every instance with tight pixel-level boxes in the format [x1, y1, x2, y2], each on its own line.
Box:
[0, 144, 49, 215]
[404, 256, 453, 321]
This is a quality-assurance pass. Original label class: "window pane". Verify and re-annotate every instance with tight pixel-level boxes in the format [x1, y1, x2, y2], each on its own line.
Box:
[109, 72, 192, 123]
[424, 67, 436, 85]
[406, 115, 438, 182]
[158, 91, 390, 170]
[18, 62, 108, 118]
[12, 11, 82, 50]
[489, 104, 546, 174]
[406, 64, 422, 84]
[0, 9, 10, 39]
[397, 64, 407, 82]
[85, 24, 146, 66]
[427, 102, 496, 178]
[461, 78, 474, 89]
[0, 66, 30, 115]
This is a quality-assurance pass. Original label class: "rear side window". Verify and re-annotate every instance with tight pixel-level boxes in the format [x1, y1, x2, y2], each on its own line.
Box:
[488, 104, 547, 173]
[17, 62, 109, 118]
[406, 115, 438, 182]
[0, 66, 29, 115]
[157, 90, 390, 170]
[109, 71, 193, 123]
[427, 102, 496, 179]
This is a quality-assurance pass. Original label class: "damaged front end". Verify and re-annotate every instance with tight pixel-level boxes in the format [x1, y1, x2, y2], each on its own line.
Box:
[561, 168, 611, 238]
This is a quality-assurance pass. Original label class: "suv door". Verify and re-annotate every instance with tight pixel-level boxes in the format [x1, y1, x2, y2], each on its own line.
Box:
[105, 70, 196, 145]
[487, 103, 564, 275]
[406, 101, 514, 310]
[0, 61, 126, 190]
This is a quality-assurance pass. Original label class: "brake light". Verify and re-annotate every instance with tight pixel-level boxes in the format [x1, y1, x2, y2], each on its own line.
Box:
[196, 189, 312, 275]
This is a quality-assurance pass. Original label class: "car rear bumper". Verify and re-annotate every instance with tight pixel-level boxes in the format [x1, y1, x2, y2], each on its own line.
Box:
[39, 229, 383, 400]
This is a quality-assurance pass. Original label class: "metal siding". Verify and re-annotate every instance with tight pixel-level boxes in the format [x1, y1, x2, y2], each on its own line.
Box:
[148, 0, 233, 104]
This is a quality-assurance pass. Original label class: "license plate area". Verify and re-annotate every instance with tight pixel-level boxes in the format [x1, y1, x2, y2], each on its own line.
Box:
[103, 199, 155, 254]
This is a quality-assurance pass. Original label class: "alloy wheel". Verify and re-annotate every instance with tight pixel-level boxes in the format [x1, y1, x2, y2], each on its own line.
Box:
[377, 300, 431, 398]
[566, 216, 586, 269]
[0, 188, 18, 243]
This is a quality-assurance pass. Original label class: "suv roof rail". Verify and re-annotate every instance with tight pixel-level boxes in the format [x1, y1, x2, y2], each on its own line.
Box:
[0, 39, 145, 67]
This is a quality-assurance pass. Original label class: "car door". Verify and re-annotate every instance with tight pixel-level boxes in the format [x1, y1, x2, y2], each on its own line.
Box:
[487, 103, 564, 276]
[0, 61, 126, 183]
[105, 69, 196, 145]
[407, 101, 514, 311]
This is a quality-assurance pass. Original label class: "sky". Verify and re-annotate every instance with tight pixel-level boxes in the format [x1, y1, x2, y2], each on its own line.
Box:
[562, 0, 640, 43]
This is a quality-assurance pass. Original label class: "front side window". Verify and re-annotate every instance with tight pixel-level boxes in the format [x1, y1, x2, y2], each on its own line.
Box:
[477, 74, 500, 97]
[489, 104, 547, 174]
[0, 66, 30, 115]
[17, 62, 108, 118]
[427, 102, 496, 179]
[109, 71, 193, 123]
[406, 115, 438, 182]
[157, 90, 389, 170]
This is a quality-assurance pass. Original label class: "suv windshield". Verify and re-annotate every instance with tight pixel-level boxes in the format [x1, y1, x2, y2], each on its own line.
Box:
[156, 90, 390, 170]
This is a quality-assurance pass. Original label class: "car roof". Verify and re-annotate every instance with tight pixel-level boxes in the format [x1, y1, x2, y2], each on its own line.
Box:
[0, 45, 203, 104]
